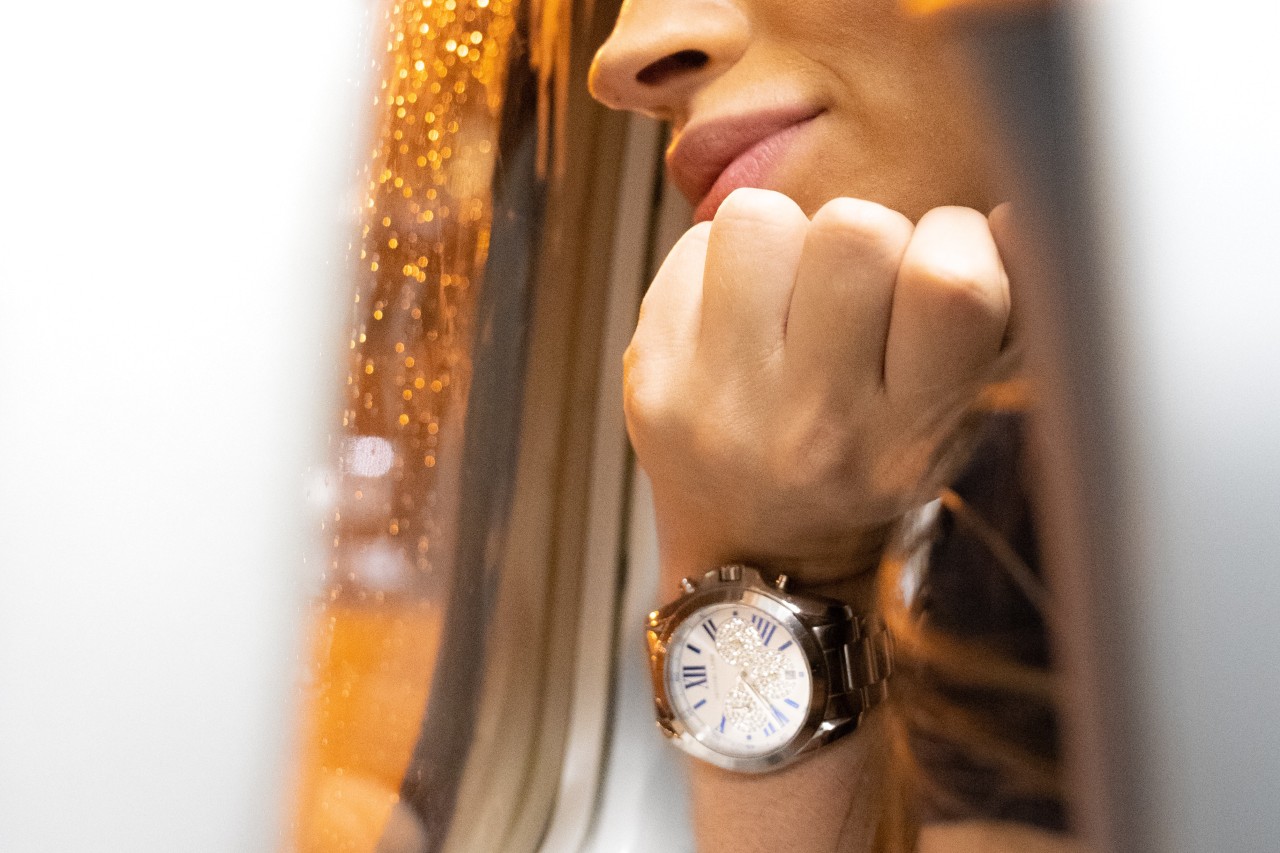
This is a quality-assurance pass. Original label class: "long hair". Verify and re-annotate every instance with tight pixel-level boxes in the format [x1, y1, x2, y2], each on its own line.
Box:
[875, 383, 1067, 851]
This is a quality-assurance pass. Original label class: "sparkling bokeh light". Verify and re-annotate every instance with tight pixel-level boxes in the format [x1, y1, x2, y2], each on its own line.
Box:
[292, 0, 519, 848]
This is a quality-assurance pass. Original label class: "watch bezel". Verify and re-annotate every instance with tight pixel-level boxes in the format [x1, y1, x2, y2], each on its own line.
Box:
[646, 567, 839, 773]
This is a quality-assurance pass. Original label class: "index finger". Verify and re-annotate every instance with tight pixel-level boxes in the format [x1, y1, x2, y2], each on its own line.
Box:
[631, 221, 712, 367]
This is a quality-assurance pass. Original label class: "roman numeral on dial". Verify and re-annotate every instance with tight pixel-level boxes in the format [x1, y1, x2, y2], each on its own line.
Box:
[749, 613, 777, 647]
[682, 665, 708, 690]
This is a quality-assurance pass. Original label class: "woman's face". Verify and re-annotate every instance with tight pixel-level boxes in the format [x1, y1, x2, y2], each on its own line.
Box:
[589, 0, 992, 222]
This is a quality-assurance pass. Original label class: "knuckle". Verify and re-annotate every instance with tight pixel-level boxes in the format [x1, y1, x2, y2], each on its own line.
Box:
[901, 250, 1007, 319]
[651, 222, 711, 285]
[675, 220, 714, 252]
[917, 204, 990, 231]
[622, 345, 692, 446]
[810, 197, 913, 247]
[621, 339, 641, 378]
[714, 187, 807, 231]
[621, 346, 661, 422]
[622, 382, 667, 443]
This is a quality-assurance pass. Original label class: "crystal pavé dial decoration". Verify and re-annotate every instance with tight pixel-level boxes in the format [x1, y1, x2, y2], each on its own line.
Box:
[668, 607, 811, 753]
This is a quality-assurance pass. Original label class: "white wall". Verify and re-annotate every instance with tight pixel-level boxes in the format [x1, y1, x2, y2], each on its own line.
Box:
[0, 2, 368, 849]
[1077, 2, 1280, 849]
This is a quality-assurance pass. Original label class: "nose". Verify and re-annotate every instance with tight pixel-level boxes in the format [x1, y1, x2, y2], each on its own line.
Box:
[589, 0, 749, 120]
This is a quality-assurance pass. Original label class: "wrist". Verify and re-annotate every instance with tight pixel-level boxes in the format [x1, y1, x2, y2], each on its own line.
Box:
[656, 520, 893, 612]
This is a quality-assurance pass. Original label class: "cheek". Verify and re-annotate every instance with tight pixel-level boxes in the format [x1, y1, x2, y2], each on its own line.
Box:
[779, 112, 989, 221]
[793, 73, 993, 216]
[755, 0, 902, 47]
[760, 3, 994, 215]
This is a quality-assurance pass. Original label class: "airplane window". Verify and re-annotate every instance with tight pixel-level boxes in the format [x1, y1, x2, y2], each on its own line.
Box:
[285, 1, 656, 849]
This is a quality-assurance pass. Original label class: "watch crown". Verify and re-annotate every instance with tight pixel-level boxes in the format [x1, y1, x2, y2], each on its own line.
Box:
[718, 564, 742, 582]
[775, 573, 790, 591]
[679, 577, 697, 594]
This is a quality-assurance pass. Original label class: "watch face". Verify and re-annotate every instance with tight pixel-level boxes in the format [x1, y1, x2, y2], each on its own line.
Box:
[664, 600, 813, 759]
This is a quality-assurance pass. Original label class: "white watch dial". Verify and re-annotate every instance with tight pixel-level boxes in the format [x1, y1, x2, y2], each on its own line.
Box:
[665, 601, 812, 758]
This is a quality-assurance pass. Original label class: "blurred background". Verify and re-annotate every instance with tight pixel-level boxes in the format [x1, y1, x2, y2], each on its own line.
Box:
[1, 0, 1277, 851]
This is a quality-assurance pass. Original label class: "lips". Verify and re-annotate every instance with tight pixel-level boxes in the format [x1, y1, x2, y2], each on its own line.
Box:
[666, 105, 824, 223]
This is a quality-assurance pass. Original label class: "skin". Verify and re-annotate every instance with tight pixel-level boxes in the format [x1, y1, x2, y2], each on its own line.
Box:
[591, 0, 1010, 600]
[624, 195, 1010, 602]
[589, 0, 994, 221]
[590, 1, 1075, 851]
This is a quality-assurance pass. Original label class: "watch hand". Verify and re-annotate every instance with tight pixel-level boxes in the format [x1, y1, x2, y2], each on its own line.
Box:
[739, 671, 773, 712]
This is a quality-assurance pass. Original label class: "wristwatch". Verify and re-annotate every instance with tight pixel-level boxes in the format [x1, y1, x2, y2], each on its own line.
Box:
[646, 563, 893, 773]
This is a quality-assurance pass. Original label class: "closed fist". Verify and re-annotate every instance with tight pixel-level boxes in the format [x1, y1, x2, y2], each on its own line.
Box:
[625, 188, 1012, 590]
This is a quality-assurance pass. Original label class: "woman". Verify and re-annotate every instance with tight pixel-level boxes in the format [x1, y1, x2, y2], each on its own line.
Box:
[588, 0, 1077, 851]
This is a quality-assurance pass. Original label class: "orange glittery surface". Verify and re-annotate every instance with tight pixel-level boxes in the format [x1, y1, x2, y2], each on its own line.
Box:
[288, 0, 518, 847]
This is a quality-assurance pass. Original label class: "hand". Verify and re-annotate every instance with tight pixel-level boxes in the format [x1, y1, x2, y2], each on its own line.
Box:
[625, 188, 1012, 594]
